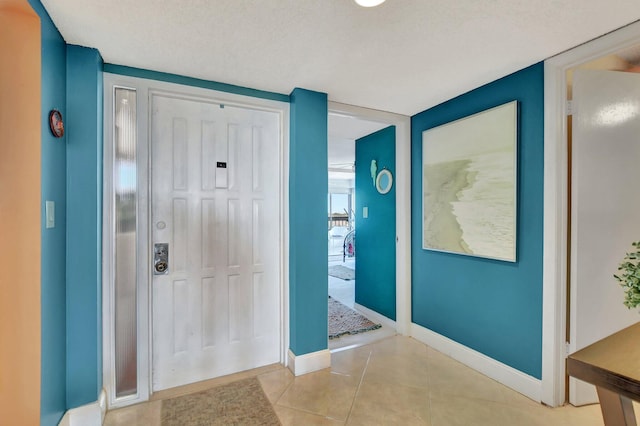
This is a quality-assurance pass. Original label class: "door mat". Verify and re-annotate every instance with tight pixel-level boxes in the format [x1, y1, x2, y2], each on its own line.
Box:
[161, 377, 280, 426]
[328, 264, 355, 281]
[328, 296, 382, 340]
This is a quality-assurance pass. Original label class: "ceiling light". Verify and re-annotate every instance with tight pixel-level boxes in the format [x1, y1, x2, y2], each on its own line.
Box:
[355, 0, 385, 7]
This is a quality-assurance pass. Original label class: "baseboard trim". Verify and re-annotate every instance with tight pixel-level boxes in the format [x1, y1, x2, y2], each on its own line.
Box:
[58, 388, 106, 426]
[287, 348, 331, 376]
[99, 388, 107, 424]
[411, 323, 542, 402]
[354, 303, 396, 330]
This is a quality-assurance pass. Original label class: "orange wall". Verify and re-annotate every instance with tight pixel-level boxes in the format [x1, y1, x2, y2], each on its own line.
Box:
[0, 1, 42, 424]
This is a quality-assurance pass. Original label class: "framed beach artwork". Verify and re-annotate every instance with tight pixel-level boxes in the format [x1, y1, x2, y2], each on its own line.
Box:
[422, 101, 518, 262]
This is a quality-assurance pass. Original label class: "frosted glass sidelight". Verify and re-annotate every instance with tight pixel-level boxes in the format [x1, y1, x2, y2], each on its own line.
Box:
[114, 87, 138, 398]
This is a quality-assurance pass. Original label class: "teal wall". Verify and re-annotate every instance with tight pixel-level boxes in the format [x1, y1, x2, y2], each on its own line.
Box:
[28, 0, 68, 424]
[411, 63, 544, 378]
[289, 88, 329, 355]
[31, 1, 105, 416]
[65, 45, 104, 408]
[30, 1, 104, 420]
[355, 126, 396, 320]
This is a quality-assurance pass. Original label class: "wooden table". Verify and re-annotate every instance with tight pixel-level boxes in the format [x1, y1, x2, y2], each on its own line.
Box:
[568, 322, 640, 425]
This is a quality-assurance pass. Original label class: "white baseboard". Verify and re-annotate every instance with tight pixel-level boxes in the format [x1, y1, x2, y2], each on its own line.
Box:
[287, 348, 331, 376]
[99, 388, 107, 423]
[58, 388, 107, 426]
[354, 303, 396, 329]
[411, 323, 542, 402]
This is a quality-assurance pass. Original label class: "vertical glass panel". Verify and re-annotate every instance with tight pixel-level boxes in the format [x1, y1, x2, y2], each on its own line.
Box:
[114, 88, 137, 398]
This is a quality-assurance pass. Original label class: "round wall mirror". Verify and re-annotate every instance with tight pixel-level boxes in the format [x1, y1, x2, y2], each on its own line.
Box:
[376, 169, 393, 194]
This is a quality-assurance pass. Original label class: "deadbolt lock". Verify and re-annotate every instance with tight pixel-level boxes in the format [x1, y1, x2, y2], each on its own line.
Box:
[154, 243, 169, 275]
[155, 260, 168, 274]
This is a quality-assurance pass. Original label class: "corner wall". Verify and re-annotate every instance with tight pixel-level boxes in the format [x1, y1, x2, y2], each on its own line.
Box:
[411, 63, 545, 378]
[66, 45, 104, 408]
[0, 2, 42, 424]
[355, 126, 396, 320]
[288, 88, 329, 356]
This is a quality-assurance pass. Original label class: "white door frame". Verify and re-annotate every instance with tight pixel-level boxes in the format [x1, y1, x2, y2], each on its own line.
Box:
[102, 73, 290, 408]
[328, 102, 412, 335]
[542, 20, 640, 407]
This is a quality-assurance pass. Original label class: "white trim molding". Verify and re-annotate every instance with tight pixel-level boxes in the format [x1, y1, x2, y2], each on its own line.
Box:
[354, 303, 396, 329]
[58, 389, 107, 426]
[411, 323, 542, 403]
[542, 20, 640, 408]
[287, 349, 331, 376]
[327, 101, 411, 336]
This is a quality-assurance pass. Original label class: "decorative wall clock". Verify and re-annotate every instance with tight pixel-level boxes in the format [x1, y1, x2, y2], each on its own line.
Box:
[49, 109, 64, 138]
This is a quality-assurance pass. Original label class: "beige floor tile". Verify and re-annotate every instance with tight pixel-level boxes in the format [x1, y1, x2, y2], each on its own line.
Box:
[550, 403, 604, 426]
[495, 382, 547, 410]
[426, 347, 515, 405]
[275, 405, 345, 425]
[277, 369, 360, 421]
[347, 380, 431, 425]
[330, 345, 372, 377]
[258, 367, 295, 404]
[363, 351, 430, 390]
[104, 400, 161, 426]
[430, 393, 612, 426]
[102, 334, 640, 426]
[429, 393, 561, 426]
[370, 335, 429, 358]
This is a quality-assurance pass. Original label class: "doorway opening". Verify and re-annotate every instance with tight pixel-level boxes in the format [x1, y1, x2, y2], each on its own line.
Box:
[328, 191, 354, 304]
[326, 109, 401, 350]
[565, 45, 640, 406]
[543, 20, 640, 408]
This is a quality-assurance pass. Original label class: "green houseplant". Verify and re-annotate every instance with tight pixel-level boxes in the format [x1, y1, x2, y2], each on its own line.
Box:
[614, 241, 640, 309]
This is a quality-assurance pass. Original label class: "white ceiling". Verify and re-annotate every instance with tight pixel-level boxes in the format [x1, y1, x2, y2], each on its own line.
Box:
[41, 0, 640, 116]
[328, 113, 388, 167]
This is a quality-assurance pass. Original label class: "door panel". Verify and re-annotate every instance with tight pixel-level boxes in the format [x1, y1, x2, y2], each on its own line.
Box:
[570, 69, 640, 405]
[151, 94, 281, 391]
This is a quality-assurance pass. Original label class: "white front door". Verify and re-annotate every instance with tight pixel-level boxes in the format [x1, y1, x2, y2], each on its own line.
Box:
[150, 93, 281, 391]
[569, 69, 640, 405]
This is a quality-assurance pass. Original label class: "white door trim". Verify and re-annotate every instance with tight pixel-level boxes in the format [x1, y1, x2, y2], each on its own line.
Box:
[102, 73, 290, 408]
[542, 20, 640, 407]
[327, 102, 411, 335]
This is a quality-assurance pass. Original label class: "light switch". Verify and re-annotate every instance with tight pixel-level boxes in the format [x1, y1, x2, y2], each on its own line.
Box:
[46, 201, 55, 228]
[363, 206, 368, 219]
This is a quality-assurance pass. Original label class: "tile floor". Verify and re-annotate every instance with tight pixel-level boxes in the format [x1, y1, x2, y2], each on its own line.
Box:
[104, 334, 633, 426]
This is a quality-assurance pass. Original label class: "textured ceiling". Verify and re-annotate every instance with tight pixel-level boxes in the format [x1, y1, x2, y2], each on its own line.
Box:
[327, 113, 387, 168]
[41, 0, 640, 115]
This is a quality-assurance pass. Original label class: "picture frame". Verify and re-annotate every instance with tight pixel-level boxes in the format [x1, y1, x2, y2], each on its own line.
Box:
[422, 101, 518, 262]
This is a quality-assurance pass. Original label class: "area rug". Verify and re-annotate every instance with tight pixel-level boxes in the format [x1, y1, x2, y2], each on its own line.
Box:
[161, 377, 280, 426]
[328, 264, 355, 281]
[328, 296, 382, 340]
